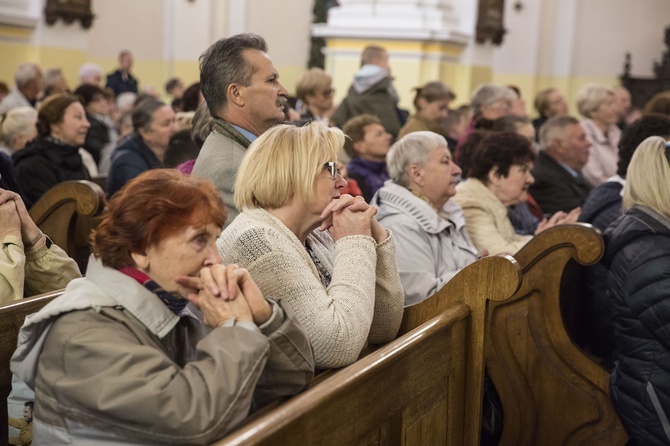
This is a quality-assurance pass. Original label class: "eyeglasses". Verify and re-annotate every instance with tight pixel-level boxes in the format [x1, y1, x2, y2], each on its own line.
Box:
[323, 161, 342, 179]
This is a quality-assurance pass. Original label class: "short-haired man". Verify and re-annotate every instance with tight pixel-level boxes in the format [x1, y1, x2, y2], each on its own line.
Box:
[342, 114, 392, 202]
[192, 33, 288, 225]
[106, 50, 138, 96]
[0, 63, 43, 114]
[529, 115, 592, 214]
[332, 45, 405, 138]
[8, 400, 33, 446]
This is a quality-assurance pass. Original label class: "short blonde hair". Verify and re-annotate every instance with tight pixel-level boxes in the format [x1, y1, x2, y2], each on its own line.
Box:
[295, 68, 332, 102]
[576, 84, 614, 118]
[623, 136, 670, 221]
[234, 121, 344, 210]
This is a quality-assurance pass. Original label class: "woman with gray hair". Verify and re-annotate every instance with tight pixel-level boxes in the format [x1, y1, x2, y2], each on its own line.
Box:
[107, 99, 177, 196]
[455, 83, 517, 162]
[577, 83, 621, 186]
[371, 131, 480, 306]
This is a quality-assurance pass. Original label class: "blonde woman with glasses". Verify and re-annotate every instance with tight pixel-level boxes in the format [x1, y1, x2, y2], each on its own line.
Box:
[218, 121, 404, 369]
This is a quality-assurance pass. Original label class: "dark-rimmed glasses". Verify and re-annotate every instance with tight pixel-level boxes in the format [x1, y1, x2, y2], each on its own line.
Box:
[323, 161, 342, 179]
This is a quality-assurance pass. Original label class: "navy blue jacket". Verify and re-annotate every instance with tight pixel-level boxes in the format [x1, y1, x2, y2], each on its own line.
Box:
[105, 70, 138, 96]
[577, 180, 625, 360]
[603, 206, 670, 446]
[107, 135, 161, 197]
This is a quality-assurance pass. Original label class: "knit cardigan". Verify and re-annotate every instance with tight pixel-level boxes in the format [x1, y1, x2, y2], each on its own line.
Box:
[217, 208, 404, 369]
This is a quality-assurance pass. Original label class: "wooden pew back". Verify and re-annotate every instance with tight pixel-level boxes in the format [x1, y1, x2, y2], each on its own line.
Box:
[29, 180, 105, 270]
[486, 224, 629, 445]
[215, 256, 523, 445]
[0, 291, 61, 444]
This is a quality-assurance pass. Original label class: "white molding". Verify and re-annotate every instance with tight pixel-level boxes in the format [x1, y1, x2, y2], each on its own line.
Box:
[0, 0, 40, 28]
[312, 0, 471, 45]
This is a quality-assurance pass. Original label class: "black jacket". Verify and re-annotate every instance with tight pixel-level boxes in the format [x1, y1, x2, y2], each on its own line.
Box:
[12, 137, 87, 205]
[576, 180, 625, 362]
[603, 206, 670, 446]
[529, 151, 591, 214]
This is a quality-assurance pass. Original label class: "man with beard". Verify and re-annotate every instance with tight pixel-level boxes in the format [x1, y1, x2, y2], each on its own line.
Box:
[193, 33, 288, 227]
[8, 401, 33, 445]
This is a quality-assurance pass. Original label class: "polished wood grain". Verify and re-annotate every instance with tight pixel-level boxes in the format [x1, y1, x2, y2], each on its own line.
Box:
[486, 223, 629, 445]
[0, 291, 61, 444]
[29, 180, 105, 271]
[215, 255, 523, 446]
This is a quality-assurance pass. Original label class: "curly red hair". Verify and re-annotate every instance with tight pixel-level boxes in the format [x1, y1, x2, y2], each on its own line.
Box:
[92, 169, 227, 269]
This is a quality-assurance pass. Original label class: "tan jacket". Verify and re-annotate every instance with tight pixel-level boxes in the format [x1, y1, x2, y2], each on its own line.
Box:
[0, 235, 80, 305]
[11, 257, 314, 445]
[453, 178, 532, 255]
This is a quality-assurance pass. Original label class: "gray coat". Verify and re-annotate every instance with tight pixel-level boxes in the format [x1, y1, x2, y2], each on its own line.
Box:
[372, 181, 480, 306]
[191, 119, 251, 227]
[11, 257, 314, 445]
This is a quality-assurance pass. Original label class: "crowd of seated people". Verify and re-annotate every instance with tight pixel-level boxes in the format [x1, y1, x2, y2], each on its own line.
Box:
[2, 31, 670, 444]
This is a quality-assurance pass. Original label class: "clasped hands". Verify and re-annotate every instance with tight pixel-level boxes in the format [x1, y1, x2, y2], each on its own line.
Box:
[318, 194, 386, 243]
[176, 264, 272, 329]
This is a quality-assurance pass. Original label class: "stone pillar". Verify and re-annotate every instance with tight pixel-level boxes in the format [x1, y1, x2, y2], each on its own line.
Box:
[313, 0, 482, 108]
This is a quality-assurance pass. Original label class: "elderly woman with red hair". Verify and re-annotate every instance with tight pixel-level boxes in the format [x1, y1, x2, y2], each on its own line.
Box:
[11, 169, 314, 445]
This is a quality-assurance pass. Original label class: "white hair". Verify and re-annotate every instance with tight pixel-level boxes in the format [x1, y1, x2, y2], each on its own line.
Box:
[78, 63, 103, 84]
[14, 63, 41, 88]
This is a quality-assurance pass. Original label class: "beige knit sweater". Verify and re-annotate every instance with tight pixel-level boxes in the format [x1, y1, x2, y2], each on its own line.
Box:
[217, 208, 404, 369]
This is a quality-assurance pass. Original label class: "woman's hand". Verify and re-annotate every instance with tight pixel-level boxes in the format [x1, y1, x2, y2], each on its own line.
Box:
[319, 194, 387, 243]
[187, 283, 254, 328]
[177, 264, 272, 326]
[534, 207, 581, 235]
[0, 189, 42, 248]
[0, 200, 21, 240]
[535, 210, 567, 235]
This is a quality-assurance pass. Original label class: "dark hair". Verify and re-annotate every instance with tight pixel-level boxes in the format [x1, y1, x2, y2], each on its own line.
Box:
[74, 83, 107, 107]
[412, 81, 454, 111]
[36, 94, 82, 137]
[181, 82, 201, 112]
[199, 33, 267, 117]
[0, 81, 8, 95]
[644, 91, 670, 117]
[191, 102, 214, 148]
[617, 114, 670, 177]
[458, 130, 491, 179]
[342, 114, 382, 158]
[92, 169, 226, 269]
[468, 132, 536, 182]
[25, 401, 34, 410]
[164, 129, 200, 168]
[491, 115, 530, 133]
[165, 77, 182, 94]
[131, 99, 166, 133]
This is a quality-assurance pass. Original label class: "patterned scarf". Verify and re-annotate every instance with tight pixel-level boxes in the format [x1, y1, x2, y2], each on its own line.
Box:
[119, 267, 189, 314]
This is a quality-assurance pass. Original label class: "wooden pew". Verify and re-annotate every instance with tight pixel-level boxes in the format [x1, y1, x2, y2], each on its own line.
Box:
[29, 180, 105, 270]
[485, 223, 629, 445]
[0, 291, 62, 444]
[214, 255, 523, 445]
